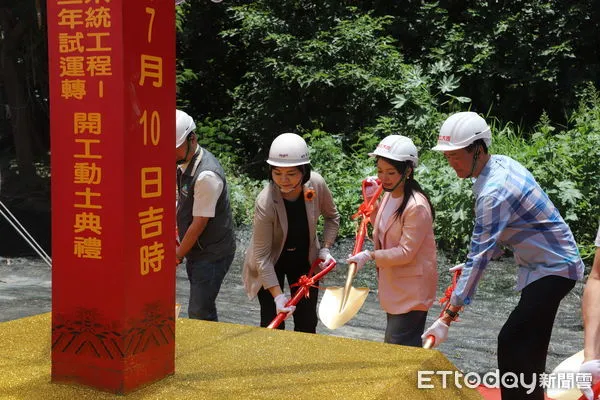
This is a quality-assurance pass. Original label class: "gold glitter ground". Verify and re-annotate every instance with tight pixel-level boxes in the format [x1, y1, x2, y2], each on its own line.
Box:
[0, 314, 482, 399]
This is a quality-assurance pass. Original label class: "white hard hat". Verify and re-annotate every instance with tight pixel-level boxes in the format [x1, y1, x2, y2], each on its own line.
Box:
[176, 109, 196, 147]
[368, 135, 419, 167]
[266, 133, 310, 167]
[432, 111, 491, 151]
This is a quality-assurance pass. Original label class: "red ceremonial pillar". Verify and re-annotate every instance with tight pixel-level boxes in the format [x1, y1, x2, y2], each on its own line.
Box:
[47, 0, 175, 393]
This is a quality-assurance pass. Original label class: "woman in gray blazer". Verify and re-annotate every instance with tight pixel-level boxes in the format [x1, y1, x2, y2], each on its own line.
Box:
[243, 133, 340, 332]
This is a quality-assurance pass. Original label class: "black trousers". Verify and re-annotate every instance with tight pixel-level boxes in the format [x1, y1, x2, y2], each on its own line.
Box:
[257, 250, 318, 333]
[384, 310, 428, 347]
[498, 275, 575, 400]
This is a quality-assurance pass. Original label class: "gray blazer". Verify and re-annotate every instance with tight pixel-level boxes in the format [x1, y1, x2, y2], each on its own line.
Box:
[243, 171, 340, 299]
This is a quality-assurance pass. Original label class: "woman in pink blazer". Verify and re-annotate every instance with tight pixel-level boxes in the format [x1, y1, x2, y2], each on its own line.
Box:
[347, 135, 438, 347]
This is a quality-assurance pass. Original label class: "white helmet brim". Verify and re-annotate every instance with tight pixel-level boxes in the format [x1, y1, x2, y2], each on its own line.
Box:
[266, 159, 311, 167]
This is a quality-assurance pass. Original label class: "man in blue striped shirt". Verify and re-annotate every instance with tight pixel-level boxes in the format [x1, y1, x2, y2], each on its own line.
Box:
[422, 111, 584, 400]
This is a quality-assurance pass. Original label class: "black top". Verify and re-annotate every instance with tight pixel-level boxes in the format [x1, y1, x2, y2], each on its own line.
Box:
[282, 194, 309, 256]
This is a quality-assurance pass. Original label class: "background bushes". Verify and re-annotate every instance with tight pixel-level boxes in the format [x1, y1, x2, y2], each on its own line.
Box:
[1, 1, 598, 264]
[199, 86, 600, 263]
[175, 1, 599, 264]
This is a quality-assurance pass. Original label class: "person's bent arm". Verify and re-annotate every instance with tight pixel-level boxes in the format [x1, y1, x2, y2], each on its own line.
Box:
[451, 194, 509, 307]
[176, 172, 223, 261]
[251, 191, 281, 293]
[176, 216, 209, 260]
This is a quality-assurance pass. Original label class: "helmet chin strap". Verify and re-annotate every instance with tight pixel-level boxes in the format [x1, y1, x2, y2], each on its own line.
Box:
[176, 138, 194, 165]
[277, 181, 302, 194]
[466, 145, 481, 178]
[383, 171, 409, 193]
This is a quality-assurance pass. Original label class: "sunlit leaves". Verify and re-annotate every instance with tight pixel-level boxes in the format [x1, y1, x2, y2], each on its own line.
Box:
[438, 74, 460, 93]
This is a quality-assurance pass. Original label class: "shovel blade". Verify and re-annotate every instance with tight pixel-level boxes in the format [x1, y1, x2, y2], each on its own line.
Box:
[546, 350, 584, 400]
[318, 286, 369, 330]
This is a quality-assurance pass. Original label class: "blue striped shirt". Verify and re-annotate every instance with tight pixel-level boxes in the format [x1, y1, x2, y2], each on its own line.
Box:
[451, 155, 584, 307]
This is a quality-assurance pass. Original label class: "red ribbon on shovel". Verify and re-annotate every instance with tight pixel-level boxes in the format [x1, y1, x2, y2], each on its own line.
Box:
[423, 268, 462, 349]
[267, 258, 337, 329]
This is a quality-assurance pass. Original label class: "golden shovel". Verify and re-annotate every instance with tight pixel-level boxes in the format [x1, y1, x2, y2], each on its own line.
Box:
[318, 179, 382, 330]
[546, 350, 600, 400]
[318, 261, 369, 329]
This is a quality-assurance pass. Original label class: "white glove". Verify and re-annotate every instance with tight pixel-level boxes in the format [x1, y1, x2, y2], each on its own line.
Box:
[363, 176, 379, 199]
[274, 293, 295, 316]
[580, 359, 600, 400]
[346, 250, 372, 272]
[318, 247, 336, 270]
[581, 386, 596, 400]
[421, 318, 449, 348]
[449, 263, 464, 273]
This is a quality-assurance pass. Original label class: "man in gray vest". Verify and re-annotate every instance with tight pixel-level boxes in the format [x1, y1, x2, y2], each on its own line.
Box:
[175, 109, 236, 321]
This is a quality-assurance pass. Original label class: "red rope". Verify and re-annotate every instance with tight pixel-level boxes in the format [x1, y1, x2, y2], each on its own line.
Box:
[438, 269, 462, 318]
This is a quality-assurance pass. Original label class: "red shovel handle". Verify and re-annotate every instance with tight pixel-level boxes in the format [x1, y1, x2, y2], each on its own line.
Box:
[423, 335, 435, 349]
[352, 179, 383, 221]
[350, 178, 383, 258]
[267, 259, 336, 329]
[266, 288, 308, 329]
[423, 269, 463, 349]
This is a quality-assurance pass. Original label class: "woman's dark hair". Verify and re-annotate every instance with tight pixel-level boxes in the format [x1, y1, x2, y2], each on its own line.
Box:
[377, 157, 435, 221]
[268, 163, 312, 185]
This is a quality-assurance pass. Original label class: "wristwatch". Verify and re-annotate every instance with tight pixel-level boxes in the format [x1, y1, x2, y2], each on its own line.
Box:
[444, 308, 459, 321]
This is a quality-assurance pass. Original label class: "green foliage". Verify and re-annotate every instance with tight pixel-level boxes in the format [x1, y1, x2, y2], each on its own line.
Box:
[173, 0, 599, 263]
[175, 68, 198, 110]
[377, 1, 599, 126]
[219, 157, 264, 227]
[175, 3, 197, 109]
[417, 151, 475, 262]
[221, 95, 599, 264]
[304, 129, 376, 237]
[175, 0, 241, 119]
[494, 86, 600, 261]
[221, 4, 463, 171]
[194, 117, 240, 165]
[193, 116, 259, 228]
[416, 87, 600, 263]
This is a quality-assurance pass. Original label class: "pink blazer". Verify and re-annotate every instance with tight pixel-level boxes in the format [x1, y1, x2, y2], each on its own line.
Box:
[372, 191, 438, 314]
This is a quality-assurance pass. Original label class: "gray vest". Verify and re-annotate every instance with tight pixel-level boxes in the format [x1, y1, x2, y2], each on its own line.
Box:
[177, 148, 236, 262]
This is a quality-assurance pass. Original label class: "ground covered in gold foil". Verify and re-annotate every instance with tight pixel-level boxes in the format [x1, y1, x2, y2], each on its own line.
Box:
[0, 314, 482, 399]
